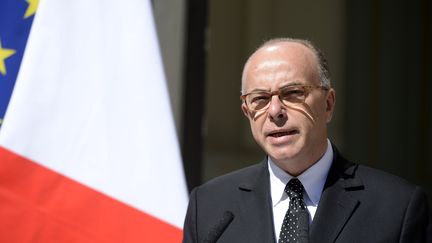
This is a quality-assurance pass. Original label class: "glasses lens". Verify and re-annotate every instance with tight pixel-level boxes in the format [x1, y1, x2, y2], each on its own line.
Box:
[280, 86, 306, 104]
[247, 92, 271, 111]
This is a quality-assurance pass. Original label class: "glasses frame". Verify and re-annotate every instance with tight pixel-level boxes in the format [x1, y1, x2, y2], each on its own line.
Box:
[240, 84, 329, 112]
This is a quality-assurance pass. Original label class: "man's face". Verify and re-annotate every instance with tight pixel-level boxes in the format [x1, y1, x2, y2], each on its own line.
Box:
[241, 42, 335, 175]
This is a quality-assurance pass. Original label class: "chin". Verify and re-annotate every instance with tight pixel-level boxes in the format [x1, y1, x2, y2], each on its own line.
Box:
[268, 148, 301, 163]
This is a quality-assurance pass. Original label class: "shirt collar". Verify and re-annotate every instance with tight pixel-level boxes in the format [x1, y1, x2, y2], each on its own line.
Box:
[268, 139, 334, 207]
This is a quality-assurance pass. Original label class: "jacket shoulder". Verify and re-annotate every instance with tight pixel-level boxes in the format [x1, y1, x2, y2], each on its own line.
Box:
[197, 161, 265, 192]
[355, 164, 420, 193]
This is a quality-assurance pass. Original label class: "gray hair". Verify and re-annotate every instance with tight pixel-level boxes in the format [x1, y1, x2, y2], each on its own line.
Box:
[241, 38, 331, 93]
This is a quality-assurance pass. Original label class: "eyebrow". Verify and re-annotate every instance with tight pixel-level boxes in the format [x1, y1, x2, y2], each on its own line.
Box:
[247, 81, 305, 93]
[279, 82, 304, 89]
[248, 88, 270, 93]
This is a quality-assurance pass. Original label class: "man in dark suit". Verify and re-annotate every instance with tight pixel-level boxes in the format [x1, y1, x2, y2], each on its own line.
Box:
[182, 38, 431, 243]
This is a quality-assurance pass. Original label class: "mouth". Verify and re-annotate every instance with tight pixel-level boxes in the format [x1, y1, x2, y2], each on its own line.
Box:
[267, 129, 299, 138]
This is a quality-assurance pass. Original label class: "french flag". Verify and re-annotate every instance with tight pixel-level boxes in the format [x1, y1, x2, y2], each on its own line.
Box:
[0, 0, 188, 242]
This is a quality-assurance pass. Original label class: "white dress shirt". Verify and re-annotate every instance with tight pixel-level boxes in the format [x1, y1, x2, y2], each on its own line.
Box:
[268, 139, 333, 242]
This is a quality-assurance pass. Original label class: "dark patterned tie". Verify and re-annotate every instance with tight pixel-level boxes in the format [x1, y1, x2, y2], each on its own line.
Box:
[278, 178, 309, 243]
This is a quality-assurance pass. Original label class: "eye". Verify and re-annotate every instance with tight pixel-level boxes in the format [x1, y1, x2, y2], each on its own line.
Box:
[248, 93, 270, 110]
[280, 86, 306, 103]
[250, 94, 269, 103]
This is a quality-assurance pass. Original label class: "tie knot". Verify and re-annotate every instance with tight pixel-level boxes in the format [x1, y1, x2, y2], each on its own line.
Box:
[285, 178, 304, 199]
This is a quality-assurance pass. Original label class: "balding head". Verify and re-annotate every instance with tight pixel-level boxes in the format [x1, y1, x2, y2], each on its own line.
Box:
[241, 38, 330, 94]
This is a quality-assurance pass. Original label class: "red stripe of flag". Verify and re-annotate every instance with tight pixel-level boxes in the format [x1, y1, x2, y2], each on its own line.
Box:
[0, 146, 182, 243]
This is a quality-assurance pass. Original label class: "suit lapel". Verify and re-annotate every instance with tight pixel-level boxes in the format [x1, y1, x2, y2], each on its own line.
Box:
[310, 148, 364, 243]
[236, 159, 276, 243]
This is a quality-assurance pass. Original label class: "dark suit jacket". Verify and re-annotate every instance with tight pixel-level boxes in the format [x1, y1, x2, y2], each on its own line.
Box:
[183, 147, 431, 243]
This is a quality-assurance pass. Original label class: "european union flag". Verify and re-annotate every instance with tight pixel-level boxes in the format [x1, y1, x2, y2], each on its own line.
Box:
[0, 0, 38, 129]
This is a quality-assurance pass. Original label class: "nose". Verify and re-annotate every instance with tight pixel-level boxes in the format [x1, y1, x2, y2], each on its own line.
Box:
[267, 95, 287, 121]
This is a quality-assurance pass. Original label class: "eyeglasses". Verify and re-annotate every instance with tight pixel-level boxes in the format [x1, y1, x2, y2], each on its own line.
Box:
[240, 84, 329, 112]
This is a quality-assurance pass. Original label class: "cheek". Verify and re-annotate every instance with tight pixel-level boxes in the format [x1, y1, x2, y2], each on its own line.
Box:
[249, 119, 265, 140]
[309, 100, 328, 123]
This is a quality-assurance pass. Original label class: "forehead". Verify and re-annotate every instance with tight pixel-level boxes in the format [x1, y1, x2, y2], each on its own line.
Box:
[243, 42, 319, 90]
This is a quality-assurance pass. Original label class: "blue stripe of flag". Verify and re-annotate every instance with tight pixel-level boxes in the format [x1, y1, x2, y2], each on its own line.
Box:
[0, 0, 36, 129]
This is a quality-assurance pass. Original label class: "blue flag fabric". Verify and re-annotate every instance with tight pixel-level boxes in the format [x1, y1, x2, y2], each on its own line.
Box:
[0, 0, 37, 128]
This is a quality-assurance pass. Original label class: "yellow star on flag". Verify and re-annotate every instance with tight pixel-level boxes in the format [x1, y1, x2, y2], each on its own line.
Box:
[0, 40, 16, 76]
[24, 0, 39, 19]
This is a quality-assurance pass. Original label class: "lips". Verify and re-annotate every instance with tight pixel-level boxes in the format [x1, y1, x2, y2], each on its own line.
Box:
[267, 129, 299, 137]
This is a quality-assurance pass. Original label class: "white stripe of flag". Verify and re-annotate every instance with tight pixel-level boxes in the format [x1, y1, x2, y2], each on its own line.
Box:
[0, 0, 188, 240]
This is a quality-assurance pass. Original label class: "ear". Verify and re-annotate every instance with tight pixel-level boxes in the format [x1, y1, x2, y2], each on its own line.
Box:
[241, 103, 250, 118]
[325, 88, 336, 123]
